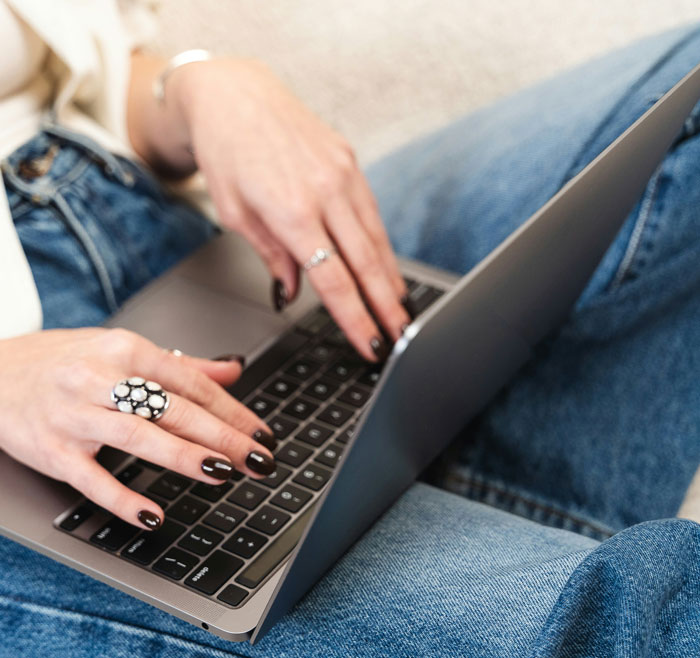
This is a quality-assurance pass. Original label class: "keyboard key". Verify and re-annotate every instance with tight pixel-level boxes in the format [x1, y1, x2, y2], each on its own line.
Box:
[303, 378, 338, 401]
[190, 481, 233, 502]
[153, 548, 199, 580]
[222, 528, 267, 559]
[263, 377, 299, 399]
[228, 482, 269, 510]
[178, 525, 224, 556]
[203, 503, 247, 533]
[338, 385, 371, 408]
[337, 424, 357, 444]
[247, 395, 278, 418]
[275, 442, 313, 467]
[90, 517, 140, 551]
[306, 343, 338, 363]
[228, 331, 309, 400]
[270, 485, 312, 513]
[122, 519, 186, 565]
[247, 506, 291, 536]
[59, 504, 93, 531]
[236, 505, 315, 589]
[293, 464, 332, 491]
[144, 493, 169, 510]
[282, 398, 318, 420]
[116, 463, 143, 486]
[268, 416, 298, 440]
[185, 550, 244, 595]
[167, 495, 210, 525]
[285, 359, 320, 380]
[295, 308, 332, 336]
[147, 472, 192, 501]
[217, 584, 248, 607]
[317, 404, 353, 427]
[325, 326, 351, 347]
[404, 276, 419, 291]
[357, 367, 382, 388]
[137, 458, 164, 472]
[296, 423, 333, 447]
[257, 465, 292, 489]
[326, 359, 358, 382]
[315, 443, 344, 469]
[407, 284, 444, 316]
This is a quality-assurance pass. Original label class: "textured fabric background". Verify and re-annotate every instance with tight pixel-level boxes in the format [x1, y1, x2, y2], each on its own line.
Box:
[150, 1, 700, 520]
[152, 0, 700, 162]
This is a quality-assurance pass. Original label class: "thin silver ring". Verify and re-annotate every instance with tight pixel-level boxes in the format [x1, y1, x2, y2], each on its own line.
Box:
[111, 377, 170, 421]
[303, 247, 338, 271]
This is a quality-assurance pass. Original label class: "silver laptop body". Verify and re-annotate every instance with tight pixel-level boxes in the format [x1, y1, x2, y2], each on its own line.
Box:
[1, 62, 698, 644]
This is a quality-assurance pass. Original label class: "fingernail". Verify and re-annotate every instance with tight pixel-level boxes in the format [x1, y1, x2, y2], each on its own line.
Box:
[272, 279, 288, 312]
[370, 336, 391, 361]
[201, 457, 234, 479]
[214, 354, 246, 367]
[137, 510, 161, 530]
[401, 294, 417, 320]
[246, 450, 276, 476]
[252, 429, 277, 451]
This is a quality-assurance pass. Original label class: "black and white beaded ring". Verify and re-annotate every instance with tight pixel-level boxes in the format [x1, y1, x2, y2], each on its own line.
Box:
[110, 377, 170, 421]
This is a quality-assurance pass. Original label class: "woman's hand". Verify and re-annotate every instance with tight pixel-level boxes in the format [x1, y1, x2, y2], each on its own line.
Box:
[0, 329, 276, 530]
[128, 54, 411, 362]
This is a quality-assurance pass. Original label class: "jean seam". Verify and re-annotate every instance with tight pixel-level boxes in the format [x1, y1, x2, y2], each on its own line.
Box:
[444, 470, 614, 539]
[0, 595, 250, 657]
[609, 165, 663, 290]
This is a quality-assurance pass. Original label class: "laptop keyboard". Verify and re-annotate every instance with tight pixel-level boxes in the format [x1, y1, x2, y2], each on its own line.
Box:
[56, 277, 444, 609]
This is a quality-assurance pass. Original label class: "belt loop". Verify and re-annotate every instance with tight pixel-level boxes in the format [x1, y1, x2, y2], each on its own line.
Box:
[2, 158, 120, 315]
[41, 115, 135, 188]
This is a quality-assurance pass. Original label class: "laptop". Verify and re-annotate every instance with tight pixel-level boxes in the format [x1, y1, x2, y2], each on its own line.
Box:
[1, 61, 699, 644]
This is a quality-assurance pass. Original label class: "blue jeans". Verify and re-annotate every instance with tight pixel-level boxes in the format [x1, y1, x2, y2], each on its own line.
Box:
[2, 24, 700, 657]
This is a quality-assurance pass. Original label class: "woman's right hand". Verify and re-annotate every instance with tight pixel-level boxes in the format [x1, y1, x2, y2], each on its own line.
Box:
[0, 328, 276, 530]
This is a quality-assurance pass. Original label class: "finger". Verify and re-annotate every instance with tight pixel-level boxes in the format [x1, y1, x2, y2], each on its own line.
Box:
[351, 172, 407, 299]
[64, 453, 164, 530]
[176, 352, 244, 388]
[323, 196, 409, 341]
[287, 227, 387, 361]
[208, 181, 300, 303]
[116, 339, 273, 440]
[102, 401, 276, 480]
[237, 215, 301, 306]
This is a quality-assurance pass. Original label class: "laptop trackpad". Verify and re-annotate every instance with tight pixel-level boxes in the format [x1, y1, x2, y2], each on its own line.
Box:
[105, 274, 291, 359]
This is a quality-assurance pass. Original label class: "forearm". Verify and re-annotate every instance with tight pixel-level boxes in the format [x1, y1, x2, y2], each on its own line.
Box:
[126, 51, 196, 178]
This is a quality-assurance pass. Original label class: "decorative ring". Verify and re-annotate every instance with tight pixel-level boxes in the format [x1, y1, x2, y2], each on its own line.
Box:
[303, 247, 338, 271]
[165, 348, 183, 357]
[111, 377, 170, 421]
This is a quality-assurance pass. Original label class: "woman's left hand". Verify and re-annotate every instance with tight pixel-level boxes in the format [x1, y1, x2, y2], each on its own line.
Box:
[128, 55, 410, 362]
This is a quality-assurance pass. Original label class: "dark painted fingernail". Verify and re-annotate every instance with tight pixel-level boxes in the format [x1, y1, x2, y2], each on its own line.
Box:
[400, 294, 417, 320]
[201, 457, 234, 480]
[272, 279, 288, 312]
[370, 336, 391, 361]
[137, 510, 161, 530]
[246, 450, 276, 476]
[252, 429, 277, 451]
[214, 354, 246, 367]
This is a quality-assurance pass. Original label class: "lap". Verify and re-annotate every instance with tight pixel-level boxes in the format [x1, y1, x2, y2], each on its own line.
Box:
[0, 483, 598, 657]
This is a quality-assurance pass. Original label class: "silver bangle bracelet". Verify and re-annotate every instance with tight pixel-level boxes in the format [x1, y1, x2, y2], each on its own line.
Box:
[152, 48, 214, 104]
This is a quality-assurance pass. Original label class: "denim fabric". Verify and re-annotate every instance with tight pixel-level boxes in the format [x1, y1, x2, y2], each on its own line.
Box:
[1, 23, 700, 658]
[3, 123, 216, 329]
[368, 23, 700, 539]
